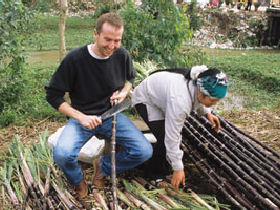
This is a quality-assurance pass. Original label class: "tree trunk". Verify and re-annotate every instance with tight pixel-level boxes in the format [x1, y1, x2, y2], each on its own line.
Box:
[59, 0, 68, 61]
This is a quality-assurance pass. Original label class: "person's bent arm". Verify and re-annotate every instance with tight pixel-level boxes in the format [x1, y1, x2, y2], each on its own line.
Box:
[110, 81, 132, 104]
[165, 113, 186, 191]
[59, 102, 102, 130]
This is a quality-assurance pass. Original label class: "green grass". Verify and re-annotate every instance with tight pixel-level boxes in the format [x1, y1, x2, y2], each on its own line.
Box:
[25, 15, 94, 51]
[207, 53, 280, 110]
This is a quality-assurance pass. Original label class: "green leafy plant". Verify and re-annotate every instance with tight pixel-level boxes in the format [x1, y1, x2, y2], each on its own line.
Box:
[0, 0, 36, 126]
[237, 2, 243, 9]
[186, 0, 203, 31]
[92, 0, 123, 20]
[121, 0, 197, 68]
[22, 0, 57, 12]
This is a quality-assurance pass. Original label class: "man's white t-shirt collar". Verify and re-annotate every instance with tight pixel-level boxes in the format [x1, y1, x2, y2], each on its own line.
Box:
[87, 44, 109, 60]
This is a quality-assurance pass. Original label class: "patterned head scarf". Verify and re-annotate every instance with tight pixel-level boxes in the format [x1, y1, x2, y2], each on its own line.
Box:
[190, 65, 230, 99]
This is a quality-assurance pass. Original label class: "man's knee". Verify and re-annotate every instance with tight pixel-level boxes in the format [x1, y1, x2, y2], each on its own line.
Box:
[136, 140, 153, 162]
[53, 145, 77, 165]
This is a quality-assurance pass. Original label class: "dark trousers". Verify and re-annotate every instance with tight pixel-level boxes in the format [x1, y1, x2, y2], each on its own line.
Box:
[135, 103, 172, 177]
[246, 1, 252, 11]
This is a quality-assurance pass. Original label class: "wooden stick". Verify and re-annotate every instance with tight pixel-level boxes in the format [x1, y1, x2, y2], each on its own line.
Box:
[111, 100, 118, 210]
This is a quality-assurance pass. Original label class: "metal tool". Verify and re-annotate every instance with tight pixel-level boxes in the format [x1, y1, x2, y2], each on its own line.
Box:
[111, 99, 118, 210]
[101, 98, 131, 120]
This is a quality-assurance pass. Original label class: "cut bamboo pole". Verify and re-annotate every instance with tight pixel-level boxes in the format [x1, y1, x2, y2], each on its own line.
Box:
[187, 188, 215, 210]
[157, 193, 180, 208]
[111, 100, 118, 210]
[123, 191, 150, 210]
[117, 189, 136, 208]
[51, 181, 75, 209]
[2, 176, 20, 209]
[92, 187, 109, 210]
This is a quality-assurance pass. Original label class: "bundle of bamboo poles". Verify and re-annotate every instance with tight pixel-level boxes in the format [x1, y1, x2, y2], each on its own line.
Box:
[0, 130, 230, 209]
[182, 112, 280, 209]
[0, 131, 82, 210]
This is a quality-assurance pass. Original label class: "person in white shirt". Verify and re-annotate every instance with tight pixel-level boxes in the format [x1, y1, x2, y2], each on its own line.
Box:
[132, 65, 230, 190]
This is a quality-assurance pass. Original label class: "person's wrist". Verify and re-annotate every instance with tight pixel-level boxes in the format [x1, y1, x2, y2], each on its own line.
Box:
[76, 112, 85, 122]
[122, 89, 129, 96]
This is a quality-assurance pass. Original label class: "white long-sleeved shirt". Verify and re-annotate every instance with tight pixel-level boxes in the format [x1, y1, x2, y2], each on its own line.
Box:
[132, 72, 211, 171]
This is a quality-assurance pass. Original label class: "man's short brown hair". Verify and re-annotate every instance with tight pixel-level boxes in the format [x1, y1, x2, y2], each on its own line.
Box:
[95, 12, 124, 34]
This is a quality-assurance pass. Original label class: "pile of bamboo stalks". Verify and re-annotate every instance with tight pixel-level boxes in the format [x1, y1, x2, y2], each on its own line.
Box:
[0, 130, 230, 209]
[182, 112, 280, 209]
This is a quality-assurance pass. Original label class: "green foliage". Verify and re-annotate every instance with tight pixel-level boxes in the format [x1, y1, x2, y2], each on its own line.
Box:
[0, 0, 36, 126]
[24, 1, 204, 68]
[185, 0, 203, 32]
[120, 0, 195, 68]
[20, 62, 65, 120]
[0, 55, 26, 103]
[22, 0, 57, 12]
[0, 0, 34, 59]
[248, 18, 268, 46]
[92, 0, 123, 20]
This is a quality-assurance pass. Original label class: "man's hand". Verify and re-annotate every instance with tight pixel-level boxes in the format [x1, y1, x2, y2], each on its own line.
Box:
[110, 81, 132, 105]
[207, 113, 221, 132]
[171, 169, 185, 191]
[78, 115, 102, 130]
[110, 90, 127, 105]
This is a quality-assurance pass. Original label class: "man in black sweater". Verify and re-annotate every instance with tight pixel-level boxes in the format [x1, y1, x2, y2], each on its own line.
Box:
[45, 13, 152, 198]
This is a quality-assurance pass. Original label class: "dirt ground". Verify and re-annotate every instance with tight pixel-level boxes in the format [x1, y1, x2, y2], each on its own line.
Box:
[0, 109, 279, 209]
[0, 109, 279, 154]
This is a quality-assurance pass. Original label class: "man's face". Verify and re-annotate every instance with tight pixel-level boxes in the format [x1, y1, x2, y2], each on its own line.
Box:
[93, 22, 124, 58]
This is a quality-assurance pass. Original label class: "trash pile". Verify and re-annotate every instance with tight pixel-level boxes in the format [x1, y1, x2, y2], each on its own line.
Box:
[192, 8, 271, 49]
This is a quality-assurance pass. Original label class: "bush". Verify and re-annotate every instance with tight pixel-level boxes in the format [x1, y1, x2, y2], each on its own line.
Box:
[0, 0, 35, 126]
[92, 0, 123, 20]
[185, 0, 203, 32]
[120, 0, 201, 68]
[22, 0, 57, 12]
